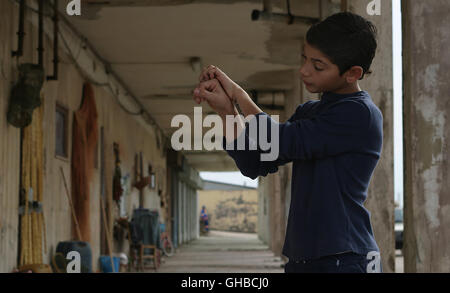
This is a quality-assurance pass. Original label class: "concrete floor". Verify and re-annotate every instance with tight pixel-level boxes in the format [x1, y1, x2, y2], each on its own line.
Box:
[148, 230, 285, 273]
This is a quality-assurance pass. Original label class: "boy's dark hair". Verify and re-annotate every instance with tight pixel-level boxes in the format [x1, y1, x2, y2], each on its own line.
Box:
[306, 12, 378, 80]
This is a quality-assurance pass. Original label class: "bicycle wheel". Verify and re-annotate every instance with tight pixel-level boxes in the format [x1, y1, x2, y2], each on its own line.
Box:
[162, 239, 174, 257]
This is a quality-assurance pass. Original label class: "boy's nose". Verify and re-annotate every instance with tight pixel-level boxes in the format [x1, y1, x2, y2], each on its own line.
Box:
[299, 65, 310, 77]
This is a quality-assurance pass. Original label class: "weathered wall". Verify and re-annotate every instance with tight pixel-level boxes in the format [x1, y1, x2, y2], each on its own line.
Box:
[346, 0, 396, 272]
[402, 0, 450, 273]
[0, 0, 22, 273]
[198, 189, 258, 233]
[0, 0, 167, 272]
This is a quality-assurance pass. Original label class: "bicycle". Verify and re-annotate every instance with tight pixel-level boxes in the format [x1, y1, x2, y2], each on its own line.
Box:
[160, 224, 174, 257]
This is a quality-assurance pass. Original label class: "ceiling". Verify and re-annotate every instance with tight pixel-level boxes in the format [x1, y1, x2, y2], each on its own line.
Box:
[62, 0, 321, 171]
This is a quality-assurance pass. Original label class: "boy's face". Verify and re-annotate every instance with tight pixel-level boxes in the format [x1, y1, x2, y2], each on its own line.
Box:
[299, 41, 348, 94]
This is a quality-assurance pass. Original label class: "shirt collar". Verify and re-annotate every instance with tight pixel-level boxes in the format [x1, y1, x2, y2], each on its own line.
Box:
[320, 91, 368, 103]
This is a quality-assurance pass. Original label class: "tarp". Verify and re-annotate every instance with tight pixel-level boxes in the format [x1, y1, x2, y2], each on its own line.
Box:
[71, 83, 98, 242]
[130, 208, 161, 253]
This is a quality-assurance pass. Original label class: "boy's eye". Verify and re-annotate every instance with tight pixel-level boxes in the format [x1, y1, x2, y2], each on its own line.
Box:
[314, 66, 324, 71]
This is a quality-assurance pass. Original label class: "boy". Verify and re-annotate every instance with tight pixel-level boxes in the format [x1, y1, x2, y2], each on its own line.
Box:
[193, 12, 382, 273]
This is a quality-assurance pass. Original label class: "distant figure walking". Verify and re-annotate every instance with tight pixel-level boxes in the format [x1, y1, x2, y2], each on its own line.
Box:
[200, 206, 209, 235]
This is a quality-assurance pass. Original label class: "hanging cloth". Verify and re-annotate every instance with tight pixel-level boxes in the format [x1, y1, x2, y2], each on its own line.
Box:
[71, 82, 98, 242]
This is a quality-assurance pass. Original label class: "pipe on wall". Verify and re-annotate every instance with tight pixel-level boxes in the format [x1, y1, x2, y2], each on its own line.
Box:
[47, 0, 59, 81]
[37, 0, 44, 67]
[12, 0, 26, 57]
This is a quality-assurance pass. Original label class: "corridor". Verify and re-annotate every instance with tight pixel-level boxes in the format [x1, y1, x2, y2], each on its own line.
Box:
[154, 231, 285, 273]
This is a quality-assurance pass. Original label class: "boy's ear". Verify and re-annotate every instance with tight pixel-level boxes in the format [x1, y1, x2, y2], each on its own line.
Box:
[344, 66, 364, 83]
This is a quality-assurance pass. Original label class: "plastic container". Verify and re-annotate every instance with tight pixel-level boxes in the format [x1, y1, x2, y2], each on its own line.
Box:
[99, 256, 120, 273]
[56, 241, 92, 273]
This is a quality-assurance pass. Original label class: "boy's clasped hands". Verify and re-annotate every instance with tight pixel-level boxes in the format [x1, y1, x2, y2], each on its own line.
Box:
[193, 65, 241, 116]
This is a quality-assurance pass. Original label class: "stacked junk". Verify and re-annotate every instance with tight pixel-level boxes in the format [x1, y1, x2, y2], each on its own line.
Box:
[9, 0, 171, 273]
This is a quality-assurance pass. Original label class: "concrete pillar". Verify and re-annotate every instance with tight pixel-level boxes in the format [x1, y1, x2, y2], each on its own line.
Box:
[346, 0, 396, 272]
[277, 165, 289, 259]
[268, 174, 276, 253]
[272, 172, 285, 256]
[285, 70, 304, 116]
[402, 0, 450, 273]
[263, 69, 303, 257]
[257, 177, 270, 244]
[277, 69, 303, 258]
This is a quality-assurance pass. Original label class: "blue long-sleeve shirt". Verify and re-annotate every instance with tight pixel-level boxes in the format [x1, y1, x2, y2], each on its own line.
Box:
[222, 91, 382, 260]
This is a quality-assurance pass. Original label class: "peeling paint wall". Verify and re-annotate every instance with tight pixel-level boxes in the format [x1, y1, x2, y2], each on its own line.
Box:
[402, 0, 450, 273]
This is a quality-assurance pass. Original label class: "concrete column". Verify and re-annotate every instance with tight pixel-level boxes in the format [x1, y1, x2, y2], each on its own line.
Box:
[178, 180, 182, 246]
[402, 0, 450, 273]
[183, 183, 187, 243]
[195, 190, 199, 239]
[257, 177, 270, 244]
[263, 69, 303, 257]
[270, 172, 283, 256]
[268, 175, 275, 251]
[285, 69, 303, 116]
[277, 166, 289, 259]
[278, 69, 303, 258]
[346, 0, 396, 272]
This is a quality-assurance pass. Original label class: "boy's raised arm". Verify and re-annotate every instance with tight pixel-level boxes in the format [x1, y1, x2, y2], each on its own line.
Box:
[232, 87, 263, 117]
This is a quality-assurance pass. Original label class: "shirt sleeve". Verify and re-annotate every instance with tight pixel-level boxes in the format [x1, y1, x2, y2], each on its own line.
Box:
[257, 99, 372, 161]
[222, 104, 304, 180]
[223, 100, 372, 179]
